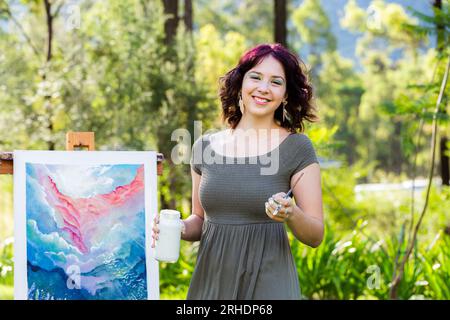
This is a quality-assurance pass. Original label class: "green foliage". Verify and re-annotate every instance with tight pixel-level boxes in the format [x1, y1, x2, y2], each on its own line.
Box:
[292, 0, 337, 55]
[292, 219, 382, 300]
[0, 183, 448, 300]
[0, 237, 13, 300]
[341, 0, 425, 53]
[194, 23, 247, 117]
[337, 0, 449, 177]
[314, 52, 364, 165]
[0, 176, 13, 242]
[0, 0, 449, 301]
[0, 284, 13, 300]
[420, 234, 450, 299]
[195, 0, 273, 46]
[405, 2, 449, 56]
[291, 218, 450, 300]
[158, 241, 196, 300]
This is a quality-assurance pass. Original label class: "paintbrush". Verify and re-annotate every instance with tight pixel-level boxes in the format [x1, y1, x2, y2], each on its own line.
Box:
[272, 172, 305, 216]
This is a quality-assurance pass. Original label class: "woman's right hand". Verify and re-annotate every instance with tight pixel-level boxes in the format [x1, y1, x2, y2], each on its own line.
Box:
[151, 215, 160, 248]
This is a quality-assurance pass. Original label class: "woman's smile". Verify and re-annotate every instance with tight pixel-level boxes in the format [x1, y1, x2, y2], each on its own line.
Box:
[252, 95, 272, 105]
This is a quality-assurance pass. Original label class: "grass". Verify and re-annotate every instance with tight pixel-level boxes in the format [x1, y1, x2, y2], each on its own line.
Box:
[0, 171, 448, 300]
[160, 289, 188, 300]
[0, 284, 13, 300]
[0, 176, 13, 241]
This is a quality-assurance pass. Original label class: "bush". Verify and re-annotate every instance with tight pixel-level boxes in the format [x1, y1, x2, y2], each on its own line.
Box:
[159, 241, 196, 299]
[0, 237, 14, 300]
[291, 219, 450, 300]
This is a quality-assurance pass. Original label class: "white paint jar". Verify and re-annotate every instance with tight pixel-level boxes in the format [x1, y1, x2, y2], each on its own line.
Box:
[154, 209, 183, 263]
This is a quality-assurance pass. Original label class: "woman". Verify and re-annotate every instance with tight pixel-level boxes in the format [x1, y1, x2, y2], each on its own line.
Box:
[153, 43, 324, 300]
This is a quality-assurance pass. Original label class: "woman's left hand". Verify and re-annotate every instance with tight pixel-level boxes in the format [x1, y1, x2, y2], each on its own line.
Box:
[265, 192, 294, 223]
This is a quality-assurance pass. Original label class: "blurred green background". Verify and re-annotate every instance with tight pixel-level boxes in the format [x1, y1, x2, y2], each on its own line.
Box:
[0, 0, 449, 300]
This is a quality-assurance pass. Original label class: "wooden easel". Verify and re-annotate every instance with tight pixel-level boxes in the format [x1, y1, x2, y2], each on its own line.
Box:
[0, 132, 164, 175]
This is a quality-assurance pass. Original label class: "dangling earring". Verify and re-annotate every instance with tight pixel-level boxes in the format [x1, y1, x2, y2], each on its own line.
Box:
[238, 93, 244, 114]
[282, 100, 288, 122]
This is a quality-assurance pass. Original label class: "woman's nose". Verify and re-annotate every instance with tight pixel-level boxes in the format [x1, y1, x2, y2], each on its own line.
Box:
[257, 81, 270, 93]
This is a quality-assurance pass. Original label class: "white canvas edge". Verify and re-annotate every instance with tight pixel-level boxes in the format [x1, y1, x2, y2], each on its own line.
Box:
[13, 150, 160, 300]
[13, 151, 27, 300]
[144, 152, 160, 300]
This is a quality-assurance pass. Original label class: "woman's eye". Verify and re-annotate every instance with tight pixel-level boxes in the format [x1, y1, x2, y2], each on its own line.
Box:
[250, 75, 260, 80]
[272, 80, 282, 85]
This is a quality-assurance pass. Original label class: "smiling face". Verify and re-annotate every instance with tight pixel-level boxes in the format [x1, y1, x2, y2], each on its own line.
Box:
[241, 55, 287, 119]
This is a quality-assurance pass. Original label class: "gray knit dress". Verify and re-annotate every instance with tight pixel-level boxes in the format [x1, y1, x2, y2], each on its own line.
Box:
[187, 132, 319, 300]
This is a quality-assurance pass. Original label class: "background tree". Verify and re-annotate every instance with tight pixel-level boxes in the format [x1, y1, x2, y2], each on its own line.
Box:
[195, 0, 273, 46]
[163, 0, 178, 46]
[340, 0, 430, 178]
[292, 0, 337, 76]
[433, 0, 449, 186]
[274, 0, 287, 47]
[1, 0, 449, 301]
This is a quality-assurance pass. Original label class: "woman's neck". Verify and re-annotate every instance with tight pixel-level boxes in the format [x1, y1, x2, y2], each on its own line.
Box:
[226, 118, 289, 148]
[233, 115, 282, 133]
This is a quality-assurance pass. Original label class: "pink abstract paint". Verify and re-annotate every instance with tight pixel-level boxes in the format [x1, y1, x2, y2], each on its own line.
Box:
[37, 165, 144, 254]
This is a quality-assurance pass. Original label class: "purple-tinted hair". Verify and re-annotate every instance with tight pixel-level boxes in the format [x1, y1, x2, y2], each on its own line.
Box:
[219, 43, 318, 132]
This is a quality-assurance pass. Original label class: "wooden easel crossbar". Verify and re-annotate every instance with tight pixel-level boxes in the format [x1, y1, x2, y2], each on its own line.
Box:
[0, 132, 164, 175]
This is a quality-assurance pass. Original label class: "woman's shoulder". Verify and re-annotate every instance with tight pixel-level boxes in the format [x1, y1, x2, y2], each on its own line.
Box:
[284, 132, 317, 161]
[288, 132, 315, 148]
[287, 132, 319, 173]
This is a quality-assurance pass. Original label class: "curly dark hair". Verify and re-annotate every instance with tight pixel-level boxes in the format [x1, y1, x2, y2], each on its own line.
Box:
[219, 43, 318, 133]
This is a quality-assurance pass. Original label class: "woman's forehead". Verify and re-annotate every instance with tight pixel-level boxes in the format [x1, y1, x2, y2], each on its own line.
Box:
[248, 55, 285, 78]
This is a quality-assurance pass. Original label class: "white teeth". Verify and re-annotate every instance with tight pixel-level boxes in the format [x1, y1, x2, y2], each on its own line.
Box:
[253, 96, 269, 103]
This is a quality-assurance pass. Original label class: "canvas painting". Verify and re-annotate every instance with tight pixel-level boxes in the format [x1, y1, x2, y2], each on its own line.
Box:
[13, 151, 159, 300]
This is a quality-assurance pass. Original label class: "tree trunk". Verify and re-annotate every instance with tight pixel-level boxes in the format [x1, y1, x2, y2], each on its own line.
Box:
[184, 0, 193, 32]
[393, 121, 403, 175]
[44, 0, 55, 150]
[434, 0, 449, 185]
[44, 0, 53, 62]
[274, 0, 287, 47]
[163, 0, 179, 46]
[440, 136, 449, 185]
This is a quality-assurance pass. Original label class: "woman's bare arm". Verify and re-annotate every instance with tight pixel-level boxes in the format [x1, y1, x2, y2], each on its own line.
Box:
[266, 163, 324, 247]
[286, 163, 324, 247]
[181, 168, 205, 242]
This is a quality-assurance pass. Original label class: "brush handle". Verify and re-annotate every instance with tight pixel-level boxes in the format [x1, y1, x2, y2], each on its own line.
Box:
[272, 172, 304, 216]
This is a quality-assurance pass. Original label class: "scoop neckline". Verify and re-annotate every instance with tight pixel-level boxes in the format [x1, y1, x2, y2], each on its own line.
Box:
[207, 132, 295, 159]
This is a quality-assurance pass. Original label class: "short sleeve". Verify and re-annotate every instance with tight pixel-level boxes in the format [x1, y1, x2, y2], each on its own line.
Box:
[291, 134, 319, 177]
[190, 136, 204, 175]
